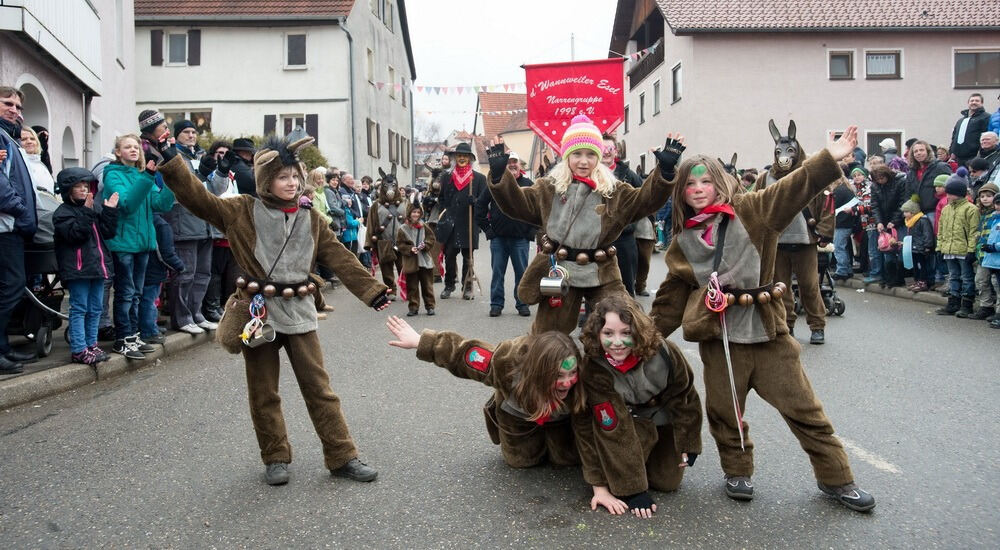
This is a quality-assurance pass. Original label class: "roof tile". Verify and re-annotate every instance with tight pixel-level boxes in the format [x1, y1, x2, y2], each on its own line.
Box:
[477, 92, 526, 139]
[135, 1, 355, 18]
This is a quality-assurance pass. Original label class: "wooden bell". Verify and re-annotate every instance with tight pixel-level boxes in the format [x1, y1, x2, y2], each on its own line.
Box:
[757, 291, 771, 304]
[247, 281, 260, 294]
[738, 293, 754, 307]
[542, 241, 554, 253]
[607, 245, 617, 257]
[807, 218, 817, 227]
[771, 285, 784, 300]
[726, 293, 736, 307]
[594, 249, 608, 262]
[307, 282, 317, 293]
[575, 252, 590, 265]
[236, 276, 247, 288]
[556, 247, 569, 261]
[297, 285, 309, 297]
[263, 284, 276, 297]
[282, 287, 295, 299]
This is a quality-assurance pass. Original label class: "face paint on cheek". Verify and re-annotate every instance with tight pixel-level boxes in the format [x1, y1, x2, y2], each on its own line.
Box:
[621, 337, 634, 348]
[602, 339, 613, 348]
[556, 374, 578, 389]
[691, 164, 708, 178]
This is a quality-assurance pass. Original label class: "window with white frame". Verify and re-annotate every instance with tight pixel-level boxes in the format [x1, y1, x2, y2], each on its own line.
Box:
[639, 92, 646, 124]
[281, 114, 305, 136]
[954, 50, 1000, 88]
[829, 51, 854, 79]
[671, 63, 682, 103]
[367, 118, 381, 158]
[162, 110, 212, 134]
[367, 48, 375, 83]
[624, 105, 629, 134]
[401, 78, 407, 108]
[385, 1, 395, 32]
[167, 32, 187, 64]
[286, 33, 306, 68]
[652, 80, 661, 115]
[865, 50, 901, 79]
[388, 66, 396, 98]
[370, 0, 379, 16]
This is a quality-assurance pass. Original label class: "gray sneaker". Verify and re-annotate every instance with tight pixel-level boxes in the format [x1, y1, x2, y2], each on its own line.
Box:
[330, 458, 377, 482]
[725, 475, 754, 501]
[817, 481, 876, 512]
[264, 463, 289, 486]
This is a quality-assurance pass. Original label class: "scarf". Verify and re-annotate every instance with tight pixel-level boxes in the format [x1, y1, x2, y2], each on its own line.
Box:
[605, 352, 641, 373]
[684, 203, 735, 228]
[534, 400, 562, 425]
[904, 211, 924, 229]
[574, 176, 597, 190]
[452, 164, 473, 190]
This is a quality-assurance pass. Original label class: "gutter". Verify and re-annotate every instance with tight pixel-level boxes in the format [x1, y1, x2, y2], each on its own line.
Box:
[83, 92, 93, 167]
[339, 17, 358, 176]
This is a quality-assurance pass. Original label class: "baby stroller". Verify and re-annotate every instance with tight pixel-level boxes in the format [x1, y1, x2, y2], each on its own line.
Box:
[793, 247, 846, 317]
[6, 189, 68, 358]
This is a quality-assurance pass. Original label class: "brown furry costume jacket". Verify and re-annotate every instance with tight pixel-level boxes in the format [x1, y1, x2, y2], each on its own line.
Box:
[416, 330, 579, 467]
[574, 339, 702, 496]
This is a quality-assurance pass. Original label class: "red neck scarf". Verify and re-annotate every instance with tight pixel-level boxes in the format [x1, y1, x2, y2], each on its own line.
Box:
[608, 160, 617, 172]
[605, 352, 641, 373]
[684, 203, 735, 228]
[452, 164, 473, 190]
[281, 206, 298, 214]
[535, 400, 561, 425]
[574, 176, 597, 190]
[410, 221, 423, 229]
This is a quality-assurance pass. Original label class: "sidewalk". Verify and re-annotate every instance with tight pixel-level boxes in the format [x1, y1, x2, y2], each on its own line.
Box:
[835, 275, 949, 307]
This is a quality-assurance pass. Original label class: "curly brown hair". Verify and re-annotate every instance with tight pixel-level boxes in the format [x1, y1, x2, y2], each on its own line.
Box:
[580, 295, 662, 362]
[870, 165, 895, 184]
[510, 331, 586, 421]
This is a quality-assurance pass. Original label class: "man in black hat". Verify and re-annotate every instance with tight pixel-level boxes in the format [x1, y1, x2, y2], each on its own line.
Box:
[227, 138, 257, 196]
[437, 143, 486, 299]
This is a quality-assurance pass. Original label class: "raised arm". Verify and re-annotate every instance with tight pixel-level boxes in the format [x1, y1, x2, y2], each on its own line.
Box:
[401, 323, 518, 388]
[157, 155, 239, 232]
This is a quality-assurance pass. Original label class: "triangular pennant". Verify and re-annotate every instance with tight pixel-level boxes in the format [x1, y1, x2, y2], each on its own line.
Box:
[416, 85, 424, 92]
[376, 82, 385, 90]
[456, 87, 463, 95]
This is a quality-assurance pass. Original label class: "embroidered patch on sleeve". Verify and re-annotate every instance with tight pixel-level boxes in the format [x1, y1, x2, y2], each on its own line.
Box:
[464, 346, 493, 373]
[593, 401, 618, 431]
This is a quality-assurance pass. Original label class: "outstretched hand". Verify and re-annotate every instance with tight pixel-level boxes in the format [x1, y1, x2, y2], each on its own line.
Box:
[487, 137, 510, 183]
[103, 191, 120, 208]
[590, 486, 627, 515]
[386, 315, 420, 349]
[827, 126, 859, 161]
[652, 132, 686, 171]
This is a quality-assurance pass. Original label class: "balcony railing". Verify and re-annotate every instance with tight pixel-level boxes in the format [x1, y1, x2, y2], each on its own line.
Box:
[628, 43, 664, 91]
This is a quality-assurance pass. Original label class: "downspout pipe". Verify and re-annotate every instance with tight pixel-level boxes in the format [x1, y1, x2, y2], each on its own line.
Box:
[83, 91, 93, 168]
[339, 17, 358, 176]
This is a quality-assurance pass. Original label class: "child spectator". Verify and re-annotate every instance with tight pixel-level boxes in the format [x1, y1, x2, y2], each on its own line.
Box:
[936, 170, 980, 316]
[140, 214, 185, 345]
[396, 204, 436, 316]
[901, 200, 935, 292]
[978, 192, 1000, 328]
[851, 168, 878, 282]
[932, 174, 951, 290]
[52, 168, 119, 365]
[970, 183, 999, 320]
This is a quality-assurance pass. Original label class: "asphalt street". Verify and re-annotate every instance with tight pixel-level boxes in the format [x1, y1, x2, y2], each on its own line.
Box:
[1, 248, 996, 549]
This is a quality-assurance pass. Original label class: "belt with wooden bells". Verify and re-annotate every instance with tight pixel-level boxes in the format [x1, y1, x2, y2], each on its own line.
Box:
[539, 234, 617, 266]
[720, 281, 787, 307]
[235, 276, 317, 300]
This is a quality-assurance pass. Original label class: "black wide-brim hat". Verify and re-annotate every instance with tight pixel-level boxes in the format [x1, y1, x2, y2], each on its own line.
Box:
[451, 142, 475, 160]
[232, 137, 256, 153]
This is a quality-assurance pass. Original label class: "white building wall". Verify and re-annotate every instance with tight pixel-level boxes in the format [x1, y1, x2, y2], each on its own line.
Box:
[90, 0, 137, 159]
[621, 21, 1000, 172]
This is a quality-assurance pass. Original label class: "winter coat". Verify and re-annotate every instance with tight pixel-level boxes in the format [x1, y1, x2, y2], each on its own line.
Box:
[0, 120, 38, 236]
[438, 169, 487, 250]
[975, 210, 1000, 260]
[311, 190, 332, 225]
[342, 207, 360, 243]
[323, 186, 346, 232]
[982, 215, 1000, 269]
[341, 188, 363, 221]
[950, 107, 991, 160]
[25, 153, 54, 193]
[832, 183, 856, 229]
[397, 221, 436, 274]
[906, 161, 953, 214]
[163, 145, 212, 241]
[906, 213, 935, 255]
[613, 162, 644, 237]
[102, 162, 175, 253]
[989, 108, 1000, 135]
[870, 177, 906, 228]
[144, 214, 186, 286]
[475, 172, 536, 240]
[53, 199, 117, 282]
[936, 198, 980, 255]
[229, 155, 256, 197]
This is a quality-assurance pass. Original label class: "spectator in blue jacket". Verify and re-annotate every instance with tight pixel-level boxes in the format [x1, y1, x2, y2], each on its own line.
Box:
[140, 214, 186, 345]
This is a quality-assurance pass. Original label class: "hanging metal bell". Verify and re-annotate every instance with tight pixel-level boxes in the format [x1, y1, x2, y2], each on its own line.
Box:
[297, 285, 309, 297]
[607, 245, 617, 257]
[307, 282, 317, 293]
[247, 281, 260, 293]
[594, 249, 607, 262]
[236, 276, 247, 288]
[575, 252, 589, 265]
[771, 285, 784, 300]
[542, 241, 554, 253]
[726, 293, 736, 307]
[738, 293, 754, 307]
[757, 291, 771, 304]
[807, 218, 817, 227]
[556, 247, 569, 261]
[263, 284, 276, 297]
[282, 287, 295, 299]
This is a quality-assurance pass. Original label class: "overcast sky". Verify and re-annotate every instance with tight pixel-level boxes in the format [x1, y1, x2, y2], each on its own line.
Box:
[406, 0, 617, 141]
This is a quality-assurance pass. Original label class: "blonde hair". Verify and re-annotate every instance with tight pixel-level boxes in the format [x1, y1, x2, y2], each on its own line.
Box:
[114, 134, 146, 169]
[19, 126, 39, 154]
[308, 167, 327, 190]
[547, 160, 617, 198]
[669, 155, 741, 235]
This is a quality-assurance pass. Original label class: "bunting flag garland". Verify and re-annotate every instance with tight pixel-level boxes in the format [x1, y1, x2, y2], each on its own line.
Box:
[373, 41, 660, 96]
[415, 108, 528, 116]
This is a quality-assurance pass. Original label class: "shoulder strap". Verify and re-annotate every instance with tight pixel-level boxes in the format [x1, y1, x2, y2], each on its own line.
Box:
[265, 212, 302, 280]
[711, 215, 730, 273]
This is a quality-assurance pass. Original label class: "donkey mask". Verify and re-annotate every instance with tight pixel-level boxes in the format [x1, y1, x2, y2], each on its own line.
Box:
[768, 119, 802, 176]
[377, 163, 402, 205]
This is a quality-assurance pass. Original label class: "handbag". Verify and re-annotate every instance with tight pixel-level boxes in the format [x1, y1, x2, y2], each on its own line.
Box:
[877, 228, 897, 252]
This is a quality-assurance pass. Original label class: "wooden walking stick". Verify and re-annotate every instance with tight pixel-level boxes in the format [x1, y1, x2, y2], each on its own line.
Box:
[463, 178, 482, 296]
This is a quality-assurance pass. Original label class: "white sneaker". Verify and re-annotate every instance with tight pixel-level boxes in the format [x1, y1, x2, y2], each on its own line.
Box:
[179, 323, 205, 334]
[196, 320, 219, 330]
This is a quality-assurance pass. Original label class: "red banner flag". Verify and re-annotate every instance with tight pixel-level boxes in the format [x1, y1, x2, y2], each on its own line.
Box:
[524, 57, 625, 154]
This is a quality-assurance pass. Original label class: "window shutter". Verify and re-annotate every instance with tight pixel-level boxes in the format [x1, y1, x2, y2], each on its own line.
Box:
[187, 30, 201, 65]
[305, 114, 318, 146]
[151, 29, 163, 66]
[264, 115, 276, 135]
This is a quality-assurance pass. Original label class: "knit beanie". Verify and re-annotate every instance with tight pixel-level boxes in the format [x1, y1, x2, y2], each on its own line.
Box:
[173, 119, 196, 136]
[900, 200, 920, 214]
[850, 167, 867, 177]
[138, 109, 165, 134]
[933, 174, 949, 188]
[560, 114, 603, 160]
[944, 167, 969, 197]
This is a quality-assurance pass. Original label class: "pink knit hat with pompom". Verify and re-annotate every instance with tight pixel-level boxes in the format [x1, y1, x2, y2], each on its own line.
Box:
[560, 114, 603, 160]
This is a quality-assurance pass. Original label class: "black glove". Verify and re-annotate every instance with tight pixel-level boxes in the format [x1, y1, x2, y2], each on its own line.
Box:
[431, 167, 442, 179]
[685, 452, 698, 468]
[983, 243, 997, 253]
[198, 154, 217, 178]
[158, 139, 177, 163]
[486, 142, 510, 184]
[217, 150, 235, 176]
[653, 137, 685, 172]
[484, 227, 496, 241]
[623, 491, 655, 512]
[370, 289, 390, 310]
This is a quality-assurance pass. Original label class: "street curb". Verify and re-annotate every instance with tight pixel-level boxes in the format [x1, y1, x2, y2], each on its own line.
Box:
[0, 330, 212, 410]
[837, 276, 949, 307]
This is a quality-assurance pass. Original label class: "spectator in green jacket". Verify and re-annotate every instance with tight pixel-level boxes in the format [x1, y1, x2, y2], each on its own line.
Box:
[936, 171, 980, 317]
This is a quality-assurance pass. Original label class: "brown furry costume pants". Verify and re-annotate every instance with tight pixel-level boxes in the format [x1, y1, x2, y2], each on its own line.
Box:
[405, 268, 436, 312]
[635, 238, 656, 294]
[496, 407, 578, 467]
[242, 331, 358, 469]
[773, 246, 826, 331]
[379, 257, 402, 295]
[530, 280, 628, 335]
[698, 334, 854, 486]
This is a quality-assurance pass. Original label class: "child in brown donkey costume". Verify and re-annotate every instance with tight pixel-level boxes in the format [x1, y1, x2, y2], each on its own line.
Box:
[574, 295, 702, 519]
[385, 316, 584, 468]
[396, 203, 436, 316]
[155, 136, 390, 486]
[366, 165, 406, 298]
[485, 115, 685, 335]
[650, 126, 876, 512]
